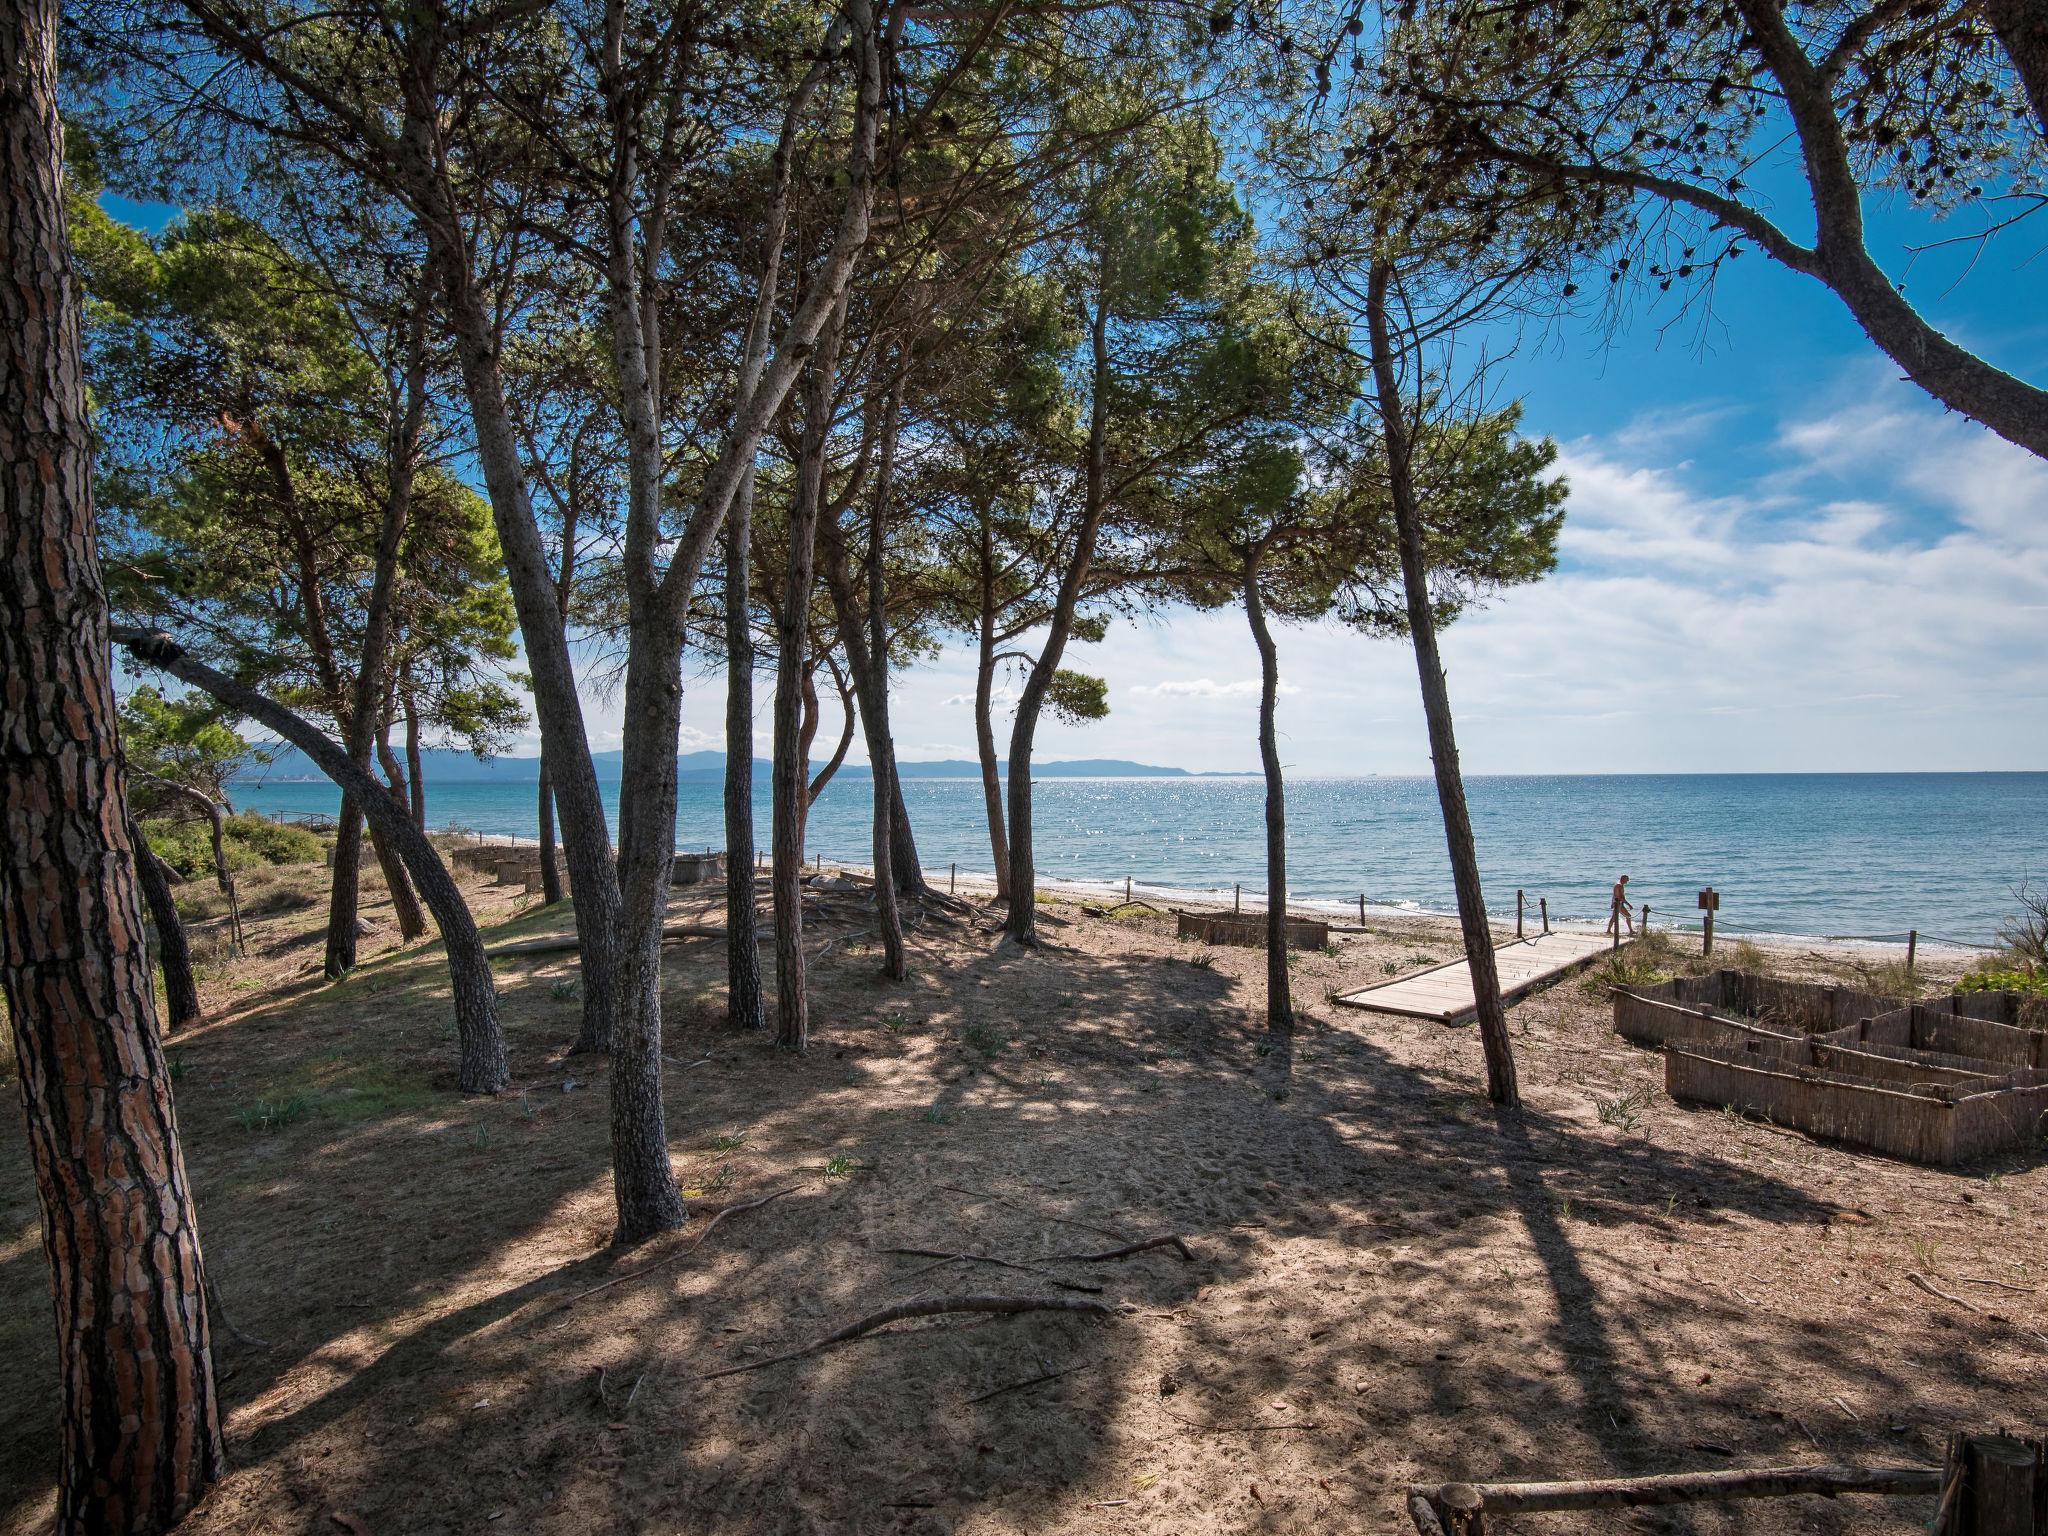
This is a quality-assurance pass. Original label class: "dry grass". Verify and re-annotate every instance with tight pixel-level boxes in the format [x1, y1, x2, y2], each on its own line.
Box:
[1, 872, 2036, 1536]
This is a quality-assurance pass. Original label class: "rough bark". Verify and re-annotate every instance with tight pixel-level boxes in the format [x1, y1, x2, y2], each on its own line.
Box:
[723, 465, 766, 1031]
[111, 630, 511, 1094]
[1242, 548, 1291, 1031]
[1982, 0, 2048, 142]
[1, 16, 227, 1520]
[133, 820, 203, 1033]
[974, 506, 1010, 897]
[1367, 263, 1519, 1108]
[771, 294, 853, 1052]
[404, 695, 425, 829]
[1005, 291, 1111, 943]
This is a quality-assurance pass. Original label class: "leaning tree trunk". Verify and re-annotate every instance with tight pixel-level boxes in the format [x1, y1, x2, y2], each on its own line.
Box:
[1367, 262, 1519, 1108]
[404, 695, 426, 829]
[398, 87, 621, 1061]
[110, 630, 511, 1095]
[131, 822, 203, 1033]
[369, 732, 429, 942]
[0, 17, 227, 1522]
[1242, 552, 1292, 1031]
[723, 466, 766, 1031]
[806, 654, 857, 806]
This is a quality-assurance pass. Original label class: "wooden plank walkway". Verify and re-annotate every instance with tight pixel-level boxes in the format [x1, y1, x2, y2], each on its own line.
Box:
[1333, 930, 1614, 1023]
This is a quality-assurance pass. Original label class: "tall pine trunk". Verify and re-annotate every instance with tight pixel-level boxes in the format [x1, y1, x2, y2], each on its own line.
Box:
[1367, 262, 1519, 1107]
[771, 297, 851, 1051]
[1005, 292, 1111, 944]
[974, 507, 1010, 897]
[398, 86, 622, 1062]
[0, 19, 226, 1521]
[372, 731, 429, 940]
[1242, 549, 1291, 1030]
[723, 467, 766, 1030]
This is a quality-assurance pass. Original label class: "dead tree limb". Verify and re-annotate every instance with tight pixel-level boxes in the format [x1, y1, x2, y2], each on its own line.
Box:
[704, 1294, 1113, 1380]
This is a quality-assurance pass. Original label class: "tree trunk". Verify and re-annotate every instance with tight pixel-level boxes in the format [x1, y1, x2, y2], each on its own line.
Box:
[771, 296, 851, 1051]
[1242, 551, 1291, 1031]
[1983, 0, 2048, 141]
[1, 18, 227, 1520]
[371, 730, 429, 942]
[536, 760, 563, 904]
[1367, 262, 1519, 1108]
[863, 382, 908, 976]
[404, 694, 426, 829]
[974, 506, 1010, 898]
[890, 756, 925, 895]
[806, 652, 858, 807]
[323, 303, 428, 977]
[723, 465, 766, 1031]
[1005, 290, 1112, 944]
[398, 87, 622, 1062]
[133, 821, 203, 1034]
[111, 631, 512, 1095]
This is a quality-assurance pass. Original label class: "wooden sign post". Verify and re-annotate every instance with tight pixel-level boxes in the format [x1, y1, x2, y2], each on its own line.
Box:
[1699, 887, 1719, 957]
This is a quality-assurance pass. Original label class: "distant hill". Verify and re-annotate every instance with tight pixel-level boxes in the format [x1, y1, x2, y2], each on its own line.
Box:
[236, 745, 1226, 784]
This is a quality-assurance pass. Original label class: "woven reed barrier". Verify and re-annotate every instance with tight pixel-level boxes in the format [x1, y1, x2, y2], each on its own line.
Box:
[1176, 910, 1330, 950]
[1611, 971, 1906, 1052]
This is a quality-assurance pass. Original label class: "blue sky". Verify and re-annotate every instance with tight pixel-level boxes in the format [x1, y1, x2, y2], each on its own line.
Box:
[101, 188, 2048, 776]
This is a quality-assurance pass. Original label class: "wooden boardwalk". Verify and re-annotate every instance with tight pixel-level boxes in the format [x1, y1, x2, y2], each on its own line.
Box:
[1333, 930, 1614, 1023]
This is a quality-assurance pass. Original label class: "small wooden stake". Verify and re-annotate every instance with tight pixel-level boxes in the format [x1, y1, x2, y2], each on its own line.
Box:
[1516, 888, 1524, 939]
[1907, 930, 1918, 976]
[1234, 882, 1241, 913]
[1125, 875, 1132, 905]
[1642, 904, 1651, 937]
[1359, 893, 1366, 925]
[1540, 897, 1548, 935]
[950, 862, 957, 894]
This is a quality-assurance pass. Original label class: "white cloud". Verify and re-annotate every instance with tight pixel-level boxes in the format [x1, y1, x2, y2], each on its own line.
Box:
[1129, 677, 1302, 700]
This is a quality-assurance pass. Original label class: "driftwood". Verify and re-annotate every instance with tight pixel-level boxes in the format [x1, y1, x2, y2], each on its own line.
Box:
[703, 1294, 1113, 1380]
[539, 1187, 799, 1329]
[1407, 1463, 1943, 1532]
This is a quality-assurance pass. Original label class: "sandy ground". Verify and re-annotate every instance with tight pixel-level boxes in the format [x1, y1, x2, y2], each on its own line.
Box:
[2, 853, 2042, 1536]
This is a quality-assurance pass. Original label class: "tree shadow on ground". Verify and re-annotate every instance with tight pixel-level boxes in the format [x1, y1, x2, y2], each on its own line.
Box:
[0, 898, 2024, 1536]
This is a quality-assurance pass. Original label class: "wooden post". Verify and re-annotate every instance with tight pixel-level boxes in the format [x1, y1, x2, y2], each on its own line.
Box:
[1234, 882, 1241, 914]
[1437, 1484, 1486, 1536]
[1359, 893, 1366, 925]
[1907, 930, 1918, 977]
[1516, 889, 1524, 939]
[1703, 910, 1715, 957]
[1642, 904, 1651, 938]
[950, 862, 957, 894]
[1612, 922, 1620, 952]
[1940, 1431, 2043, 1536]
[1540, 897, 1548, 935]
[1699, 887, 1719, 958]
[1125, 875, 1132, 905]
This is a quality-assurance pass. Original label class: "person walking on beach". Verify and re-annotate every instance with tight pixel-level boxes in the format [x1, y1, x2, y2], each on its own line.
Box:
[1606, 874, 1635, 938]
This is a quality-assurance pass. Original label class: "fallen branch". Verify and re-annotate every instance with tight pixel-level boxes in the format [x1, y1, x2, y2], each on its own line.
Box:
[1956, 1274, 2037, 1294]
[1051, 1235, 1194, 1264]
[703, 1294, 1113, 1380]
[539, 1187, 801, 1329]
[883, 1247, 1104, 1294]
[1909, 1270, 1985, 1313]
[1407, 1462, 1942, 1527]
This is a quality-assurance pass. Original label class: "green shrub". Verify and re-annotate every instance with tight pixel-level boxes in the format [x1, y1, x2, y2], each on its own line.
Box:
[141, 812, 323, 880]
[1958, 967, 2048, 999]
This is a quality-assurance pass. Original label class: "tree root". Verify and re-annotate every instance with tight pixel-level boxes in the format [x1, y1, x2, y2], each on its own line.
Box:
[539, 1186, 800, 1330]
[703, 1293, 1113, 1380]
[1051, 1235, 1195, 1263]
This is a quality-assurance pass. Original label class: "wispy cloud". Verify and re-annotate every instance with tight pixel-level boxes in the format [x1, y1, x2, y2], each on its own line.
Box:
[1129, 677, 1301, 700]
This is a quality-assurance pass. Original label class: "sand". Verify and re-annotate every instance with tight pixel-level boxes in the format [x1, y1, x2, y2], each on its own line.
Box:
[1, 855, 2041, 1535]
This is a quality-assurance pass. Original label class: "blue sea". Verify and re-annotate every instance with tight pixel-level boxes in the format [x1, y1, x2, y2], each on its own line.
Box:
[225, 770, 2047, 949]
